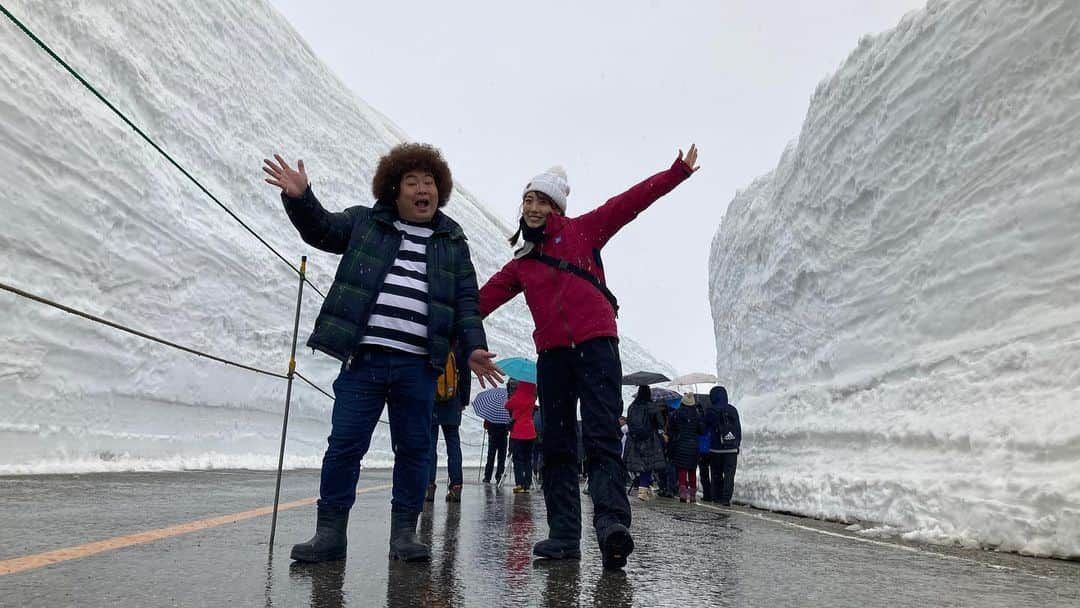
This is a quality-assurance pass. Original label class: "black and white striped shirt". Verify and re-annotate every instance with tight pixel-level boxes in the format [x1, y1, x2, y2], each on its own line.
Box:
[359, 220, 433, 354]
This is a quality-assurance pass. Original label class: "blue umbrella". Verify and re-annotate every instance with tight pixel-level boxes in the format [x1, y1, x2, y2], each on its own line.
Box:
[499, 357, 537, 384]
[650, 388, 682, 410]
[472, 388, 511, 425]
[651, 388, 681, 402]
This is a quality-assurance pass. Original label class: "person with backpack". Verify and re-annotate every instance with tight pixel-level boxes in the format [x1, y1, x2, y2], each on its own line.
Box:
[692, 394, 715, 502]
[482, 416, 509, 485]
[623, 386, 668, 501]
[263, 144, 503, 564]
[479, 146, 699, 569]
[705, 386, 742, 506]
[426, 342, 472, 503]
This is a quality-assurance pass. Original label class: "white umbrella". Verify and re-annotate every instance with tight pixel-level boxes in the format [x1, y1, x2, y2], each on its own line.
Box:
[669, 372, 718, 386]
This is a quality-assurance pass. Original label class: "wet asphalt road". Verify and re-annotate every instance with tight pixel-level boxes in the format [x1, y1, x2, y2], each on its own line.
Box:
[1, 469, 1078, 607]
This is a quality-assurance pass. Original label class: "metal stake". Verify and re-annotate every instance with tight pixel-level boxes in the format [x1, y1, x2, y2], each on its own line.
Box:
[270, 256, 307, 550]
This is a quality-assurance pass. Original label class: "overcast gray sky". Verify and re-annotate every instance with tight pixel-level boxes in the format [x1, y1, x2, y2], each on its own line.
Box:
[268, 0, 927, 375]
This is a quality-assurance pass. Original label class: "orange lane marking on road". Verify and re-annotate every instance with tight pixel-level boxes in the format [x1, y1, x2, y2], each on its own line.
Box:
[0, 483, 392, 577]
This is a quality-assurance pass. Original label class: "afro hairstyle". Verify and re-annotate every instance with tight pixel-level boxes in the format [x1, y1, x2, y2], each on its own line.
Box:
[371, 143, 453, 207]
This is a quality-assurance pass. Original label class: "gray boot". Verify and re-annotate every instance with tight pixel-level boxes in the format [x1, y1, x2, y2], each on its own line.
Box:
[388, 510, 430, 562]
[290, 508, 348, 563]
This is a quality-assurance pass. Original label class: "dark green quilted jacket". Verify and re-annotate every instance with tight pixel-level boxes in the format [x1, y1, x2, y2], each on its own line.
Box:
[282, 187, 487, 370]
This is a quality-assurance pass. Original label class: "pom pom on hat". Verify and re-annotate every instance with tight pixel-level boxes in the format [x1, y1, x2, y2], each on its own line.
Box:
[523, 166, 570, 213]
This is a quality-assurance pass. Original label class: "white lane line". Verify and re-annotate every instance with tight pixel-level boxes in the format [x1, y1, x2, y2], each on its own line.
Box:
[694, 502, 1050, 580]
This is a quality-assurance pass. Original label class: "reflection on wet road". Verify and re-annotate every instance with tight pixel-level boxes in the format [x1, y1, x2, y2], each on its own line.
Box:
[1, 470, 1078, 607]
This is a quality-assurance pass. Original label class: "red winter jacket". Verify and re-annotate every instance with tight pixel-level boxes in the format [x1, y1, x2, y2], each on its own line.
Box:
[505, 382, 538, 440]
[479, 158, 693, 353]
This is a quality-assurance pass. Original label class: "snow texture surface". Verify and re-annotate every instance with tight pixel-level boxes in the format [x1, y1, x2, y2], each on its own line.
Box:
[709, 0, 1080, 558]
[0, 0, 672, 474]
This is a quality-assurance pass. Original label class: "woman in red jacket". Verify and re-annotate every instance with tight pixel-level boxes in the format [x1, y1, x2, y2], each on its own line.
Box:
[504, 379, 538, 493]
[479, 145, 699, 569]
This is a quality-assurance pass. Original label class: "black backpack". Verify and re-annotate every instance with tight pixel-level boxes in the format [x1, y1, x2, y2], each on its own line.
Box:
[627, 402, 652, 441]
[713, 406, 739, 446]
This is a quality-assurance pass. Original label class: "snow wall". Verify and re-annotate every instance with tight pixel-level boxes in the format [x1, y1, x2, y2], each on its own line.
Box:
[708, 0, 1080, 558]
[0, 0, 673, 474]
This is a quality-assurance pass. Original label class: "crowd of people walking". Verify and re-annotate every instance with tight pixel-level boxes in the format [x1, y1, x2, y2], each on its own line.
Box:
[624, 385, 741, 505]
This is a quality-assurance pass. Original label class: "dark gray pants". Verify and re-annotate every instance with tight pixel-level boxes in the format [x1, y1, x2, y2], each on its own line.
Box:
[484, 428, 508, 482]
[537, 337, 632, 543]
[709, 452, 738, 504]
[698, 453, 714, 501]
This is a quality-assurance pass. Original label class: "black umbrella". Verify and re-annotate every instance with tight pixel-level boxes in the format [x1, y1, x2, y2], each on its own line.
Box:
[621, 371, 670, 386]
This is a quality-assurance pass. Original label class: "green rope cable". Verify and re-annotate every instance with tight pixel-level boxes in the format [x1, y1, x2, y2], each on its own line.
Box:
[0, 280, 288, 379]
[295, 369, 388, 427]
[1, 3, 492, 450]
[295, 369, 483, 446]
[0, 2, 326, 300]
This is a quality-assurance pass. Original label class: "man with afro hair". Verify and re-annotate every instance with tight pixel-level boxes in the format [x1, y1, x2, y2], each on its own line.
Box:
[264, 143, 503, 563]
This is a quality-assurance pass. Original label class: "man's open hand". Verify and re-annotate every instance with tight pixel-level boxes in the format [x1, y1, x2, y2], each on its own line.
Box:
[468, 349, 505, 388]
[263, 154, 309, 198]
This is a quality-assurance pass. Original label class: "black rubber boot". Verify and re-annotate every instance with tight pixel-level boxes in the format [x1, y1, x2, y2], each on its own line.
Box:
[388, 510, 430, 562]
[532, 538, 581, 560]
[290, 508, 348, 563]
[599, 523, 634, 570]
[533, 460, 583, 560]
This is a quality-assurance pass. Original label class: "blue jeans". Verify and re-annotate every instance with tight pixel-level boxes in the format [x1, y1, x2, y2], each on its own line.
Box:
[428, 423, 463, 486]
[318, 348, 437, 514]
[638, 471, 652, 487]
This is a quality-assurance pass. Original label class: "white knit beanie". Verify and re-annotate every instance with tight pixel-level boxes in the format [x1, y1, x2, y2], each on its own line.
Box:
[523, 166, 570, 213]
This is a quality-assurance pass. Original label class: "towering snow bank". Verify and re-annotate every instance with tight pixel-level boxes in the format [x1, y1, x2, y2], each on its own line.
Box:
[709, 0, 1080, 558]
[0, 0, 671, 474]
